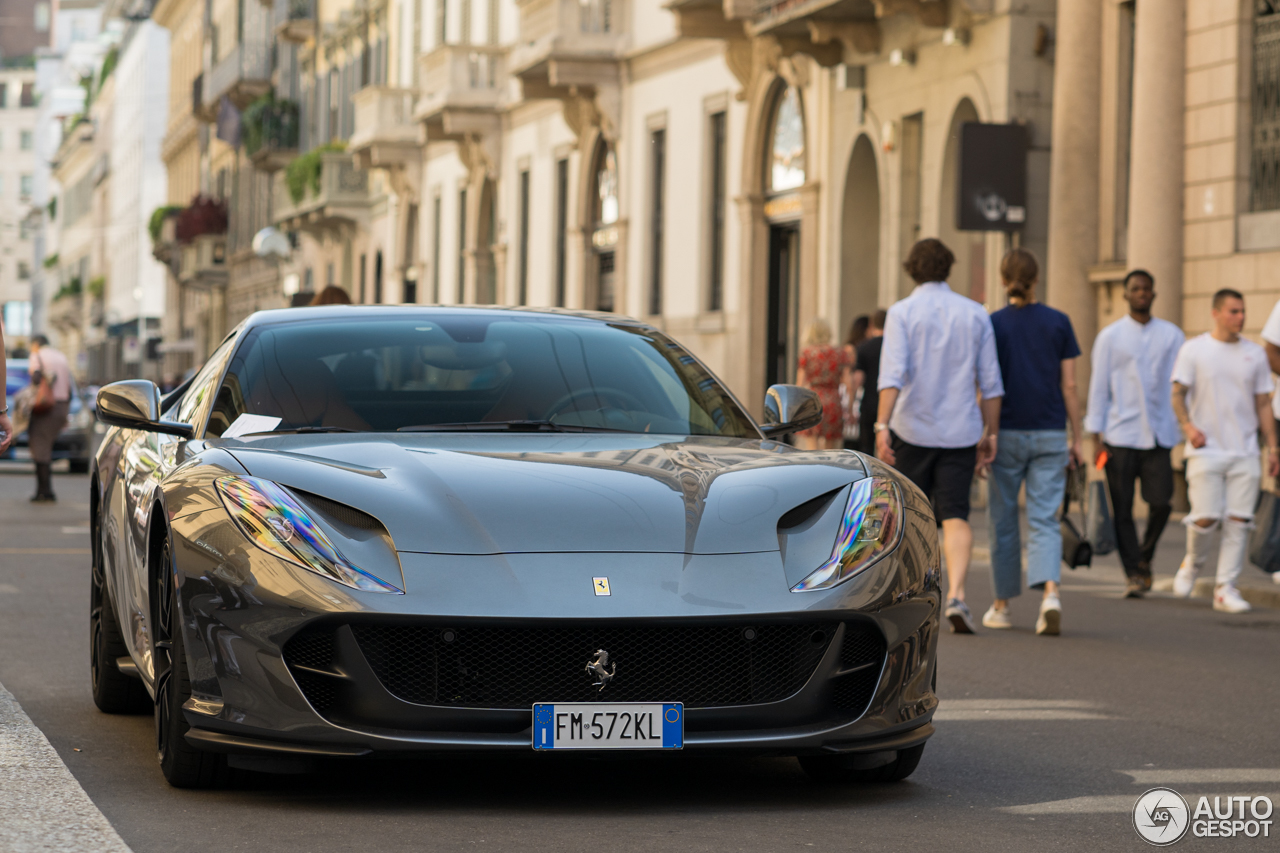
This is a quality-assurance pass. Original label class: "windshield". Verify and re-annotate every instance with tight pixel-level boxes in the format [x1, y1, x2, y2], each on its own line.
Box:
[207, 313, 758, 438]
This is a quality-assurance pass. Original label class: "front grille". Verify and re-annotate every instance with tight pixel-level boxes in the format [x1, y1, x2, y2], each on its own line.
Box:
[350, 622, 839, 709]
[283, 629, 340, 712]
[286, 631, 335, 671]
[830, 669, 879, 716]
[294, 673, 338, 711]
[840, 622, 885, 669]
[832, 621, 886, 718]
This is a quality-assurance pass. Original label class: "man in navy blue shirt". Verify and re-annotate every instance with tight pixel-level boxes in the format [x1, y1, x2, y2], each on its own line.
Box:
[983, 248, 1083, 636]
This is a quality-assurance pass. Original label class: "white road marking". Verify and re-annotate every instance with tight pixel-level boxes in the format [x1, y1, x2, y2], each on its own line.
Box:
[0, 681, 133, 853]
[60, 526, 90, 535]
[1002, 795, 1138, 814]
[1121, 769, 1280, 784]
[0, 583, 18, 594]
[935, 699, 1111, 721]
[1004, 792, 1280, 815]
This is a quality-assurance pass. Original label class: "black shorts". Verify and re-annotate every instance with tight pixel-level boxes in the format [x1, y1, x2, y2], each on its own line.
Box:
[890, 434, 977, 522]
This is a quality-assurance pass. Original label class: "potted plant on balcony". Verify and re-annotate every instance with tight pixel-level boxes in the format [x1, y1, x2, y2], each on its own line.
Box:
[284, 141, 347, 205]
[174, 196, 229, 243]
[243, 93, 300, 158]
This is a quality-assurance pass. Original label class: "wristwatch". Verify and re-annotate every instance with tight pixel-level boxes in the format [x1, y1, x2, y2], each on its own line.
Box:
[873, 422, 889, 433]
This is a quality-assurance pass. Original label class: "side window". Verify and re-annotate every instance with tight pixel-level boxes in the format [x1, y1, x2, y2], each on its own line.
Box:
[176, 336, 237, 432]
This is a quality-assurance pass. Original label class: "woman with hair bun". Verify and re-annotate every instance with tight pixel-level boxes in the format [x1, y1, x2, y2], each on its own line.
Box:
[983, 247, 1084, 636]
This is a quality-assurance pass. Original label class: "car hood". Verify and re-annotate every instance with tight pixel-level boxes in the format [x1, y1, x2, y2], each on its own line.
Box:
[218, 433, 866, 556]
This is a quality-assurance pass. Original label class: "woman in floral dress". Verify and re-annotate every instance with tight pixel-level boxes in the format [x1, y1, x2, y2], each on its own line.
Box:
[795, 319, 852, 450]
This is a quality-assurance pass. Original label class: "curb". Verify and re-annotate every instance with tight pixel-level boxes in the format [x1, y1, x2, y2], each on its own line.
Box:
[1152, 576, 1280, 610]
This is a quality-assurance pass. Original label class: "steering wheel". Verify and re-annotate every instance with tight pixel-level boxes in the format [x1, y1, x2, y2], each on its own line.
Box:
[545, 387, 647, 421]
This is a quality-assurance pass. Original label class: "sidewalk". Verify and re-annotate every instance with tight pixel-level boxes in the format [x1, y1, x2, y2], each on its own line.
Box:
[967, 507, 1280, 610]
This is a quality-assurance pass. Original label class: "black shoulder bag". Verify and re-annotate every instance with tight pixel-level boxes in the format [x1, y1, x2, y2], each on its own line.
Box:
[1060, 466, 1093, 569]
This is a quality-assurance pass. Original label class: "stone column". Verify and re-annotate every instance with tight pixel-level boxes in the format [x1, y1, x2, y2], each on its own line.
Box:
[1127, 0, 1185, 325]
[1046, 0, 1102, 391]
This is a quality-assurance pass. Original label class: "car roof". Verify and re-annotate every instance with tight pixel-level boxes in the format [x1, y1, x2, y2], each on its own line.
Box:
[237, 305, 652, 334]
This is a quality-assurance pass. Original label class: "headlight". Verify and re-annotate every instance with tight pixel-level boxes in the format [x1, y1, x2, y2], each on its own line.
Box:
[791, 477, 903, 592]
[215, 476, 402, 594]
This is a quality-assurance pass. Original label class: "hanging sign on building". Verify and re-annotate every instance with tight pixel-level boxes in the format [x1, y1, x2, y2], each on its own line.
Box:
[957, 122, 1027, 232]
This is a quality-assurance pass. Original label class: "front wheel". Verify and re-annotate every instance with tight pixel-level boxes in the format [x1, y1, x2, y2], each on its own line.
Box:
[799, 744, 925, 784]
[154, 537, 228, 789]
[90, 551, 150, 713]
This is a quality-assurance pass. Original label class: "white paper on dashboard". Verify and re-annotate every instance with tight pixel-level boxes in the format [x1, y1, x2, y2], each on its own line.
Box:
[221, 414, 283, 438]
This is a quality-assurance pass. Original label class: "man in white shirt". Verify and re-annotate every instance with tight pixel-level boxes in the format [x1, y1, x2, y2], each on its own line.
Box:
[1171, 289, 1280, 613]
[1085, 270, 1184, 598]
[1254, 297, 1280, 588]
[876, 238, 1004, 634]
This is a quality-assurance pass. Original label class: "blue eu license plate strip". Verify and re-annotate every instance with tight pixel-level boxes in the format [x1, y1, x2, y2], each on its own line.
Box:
[532, 703, 683, 750]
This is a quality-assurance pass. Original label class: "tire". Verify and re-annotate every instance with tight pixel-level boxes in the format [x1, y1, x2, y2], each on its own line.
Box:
[154, 537, 228, 789]
[90, 546, 150, 713]
[799, 744, 926, 784]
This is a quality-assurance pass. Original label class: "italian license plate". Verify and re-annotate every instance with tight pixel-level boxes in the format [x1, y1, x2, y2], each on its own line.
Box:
[532, 703, 683, 750]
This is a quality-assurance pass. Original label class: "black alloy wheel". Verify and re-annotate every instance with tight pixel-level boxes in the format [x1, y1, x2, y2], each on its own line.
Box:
[153, 537, 228, 788]
[798, 744, 926, 784]
[90, 516, 149, 713]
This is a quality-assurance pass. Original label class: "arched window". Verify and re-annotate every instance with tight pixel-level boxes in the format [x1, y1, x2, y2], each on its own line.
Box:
[768, 85, 806, 193]
[595, 142, 619, 227]
[591, 139, 619, 312]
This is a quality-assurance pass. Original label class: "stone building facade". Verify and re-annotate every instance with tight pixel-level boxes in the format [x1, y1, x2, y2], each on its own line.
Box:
[1047, 0, 1280, 375]
[164, 0, 1049, 416]
[147, 0, 1280, 417]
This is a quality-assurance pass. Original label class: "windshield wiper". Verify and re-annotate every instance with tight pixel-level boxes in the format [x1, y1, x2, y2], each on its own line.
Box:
[398, 420, 631, 433]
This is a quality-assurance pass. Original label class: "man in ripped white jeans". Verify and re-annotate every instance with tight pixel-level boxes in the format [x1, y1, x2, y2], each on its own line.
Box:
[1170, 289, 1280, 613]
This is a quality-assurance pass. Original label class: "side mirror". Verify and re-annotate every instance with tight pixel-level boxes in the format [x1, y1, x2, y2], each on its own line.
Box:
[760, 384, 824, 439]
[96, 380, 195, 438]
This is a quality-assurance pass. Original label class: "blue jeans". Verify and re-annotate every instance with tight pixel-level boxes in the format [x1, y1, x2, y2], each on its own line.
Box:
[988, 430, 1069, 600]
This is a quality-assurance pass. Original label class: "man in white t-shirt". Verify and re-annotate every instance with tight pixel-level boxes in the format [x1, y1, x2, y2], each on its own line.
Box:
[1170, 289, 1279, 612]
[1255, 298, 1280, 587]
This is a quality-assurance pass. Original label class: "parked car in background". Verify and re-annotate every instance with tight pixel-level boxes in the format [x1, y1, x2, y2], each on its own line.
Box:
[5, 359, 96, 473]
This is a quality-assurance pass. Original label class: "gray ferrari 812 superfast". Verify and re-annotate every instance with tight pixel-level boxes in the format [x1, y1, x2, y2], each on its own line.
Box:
[90, 306, 940, 788]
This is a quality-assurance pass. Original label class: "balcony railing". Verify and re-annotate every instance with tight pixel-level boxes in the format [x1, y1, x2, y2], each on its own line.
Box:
[511, 0, 627, 73]
[275, 0, 316, 44]
[416, 45, 508, 121]
[273, 151, 372, 233]
[178, 235, 229, 287]
[202, 28, 273, 115]
[350, 87, 420, 169]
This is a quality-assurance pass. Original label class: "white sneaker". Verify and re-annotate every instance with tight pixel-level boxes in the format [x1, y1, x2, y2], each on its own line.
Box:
[1035, 595, 1061, 636]
[1213, 585, 1251, 613]
[982, 605, 1012, 630]
[1273, 572, 1280, 586]
[1173, 559, 1198, 598]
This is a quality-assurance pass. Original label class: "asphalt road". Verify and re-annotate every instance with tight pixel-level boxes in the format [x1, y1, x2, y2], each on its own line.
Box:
[2, 465, 1279, 852]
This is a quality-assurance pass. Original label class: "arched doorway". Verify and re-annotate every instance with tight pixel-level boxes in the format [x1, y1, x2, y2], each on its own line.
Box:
[763, 82, 806, 388]
[840, 134, 880, 342]
[589, 138, 619, 312]
[939, 98, 986, 303]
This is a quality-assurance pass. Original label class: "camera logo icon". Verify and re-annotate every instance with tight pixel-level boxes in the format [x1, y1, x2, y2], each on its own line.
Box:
[1134, 787, 1191, 846]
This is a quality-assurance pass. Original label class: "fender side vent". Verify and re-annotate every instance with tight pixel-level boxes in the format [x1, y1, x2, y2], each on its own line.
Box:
[777, 488, 843, 531]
